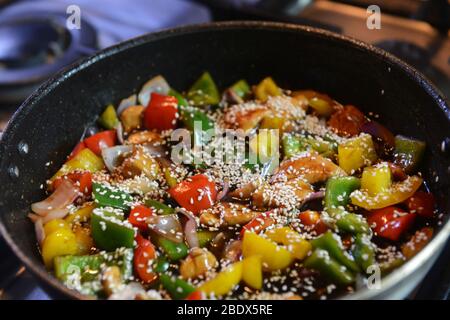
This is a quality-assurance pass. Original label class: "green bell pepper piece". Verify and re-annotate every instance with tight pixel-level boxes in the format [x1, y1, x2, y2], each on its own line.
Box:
[91, 208, 135, 251]
[93, 183, 133, 211]
[379, 258, 404, 275]
[98, 104, 119, 129]
[145, 199, 175, 215]
[325, 176, 361, 209]
[244, 153, 278, 177]
[282, 134, 306, 158]
[282, 134, 336, 159]
[154, 236, 188, 261]
[352, 234, 376, 272]
[54, 248, 133, 296]
[153, 256, 170, 273]
[311, 231, 359, 273]
[168, 88, 188, 107]
[197, 230, 218, 248]
[304, 249, 355, 286]
[335, 212, 370, 234]
[187, 72, 220, 107]
[393, 135, 426, 174]
[160, 274, 196, 299]
[55, 248, 134, 281]
[230, 79, 250, 99]
[305, 136, 337, 157]
[179, 105, 215, 147]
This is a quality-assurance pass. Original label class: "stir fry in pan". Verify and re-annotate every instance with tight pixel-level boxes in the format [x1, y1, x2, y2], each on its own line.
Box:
[29, 72, 438, 299]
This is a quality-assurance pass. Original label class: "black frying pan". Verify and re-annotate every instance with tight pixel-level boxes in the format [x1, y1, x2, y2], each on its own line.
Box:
[0, 22, 449, 299]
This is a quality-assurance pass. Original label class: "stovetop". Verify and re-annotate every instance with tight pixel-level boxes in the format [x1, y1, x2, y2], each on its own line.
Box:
[0, 0, 449, 300]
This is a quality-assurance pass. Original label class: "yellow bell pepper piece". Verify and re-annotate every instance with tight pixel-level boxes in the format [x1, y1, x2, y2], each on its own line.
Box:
[199, 261, 243, 297]
[260, 116, 285, 131]
[73, 226, 94, 255]
[65, 204, 95, 224]
[308, 97, 334, 117]
[255, 77, 281, 102]
[242, 231, 293, 271]
[338, 134, 377, 174]
[164, 167, 178, 188]
[51, 148, 104, 181]
[42, 228, 79, 269]
[266, 227, 312, 260]
[351, 175, 422, 210]
[361, 162, 392, 196]
[242, 255, 263, 290]
[249, 129, 279, 163]
[43, 219, 71, 236]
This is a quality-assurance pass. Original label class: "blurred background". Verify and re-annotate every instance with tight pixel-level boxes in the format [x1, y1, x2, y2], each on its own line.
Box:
[0, 0, 449, 299]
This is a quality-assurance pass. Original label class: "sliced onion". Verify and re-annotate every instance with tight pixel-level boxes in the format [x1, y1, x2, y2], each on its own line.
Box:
[361, 121, 395, 149]
[116, 122, 124, 145]
[222, 89, 243, 105]
[142, 143, 168, 159]
[177, 208, 199, 248]
[28, 208, 70, 224]
[101, 145, 133, 172]
[223, 240, 242, 262]
[117, 94, 137, 115]
[138, 75, 170, 107]
[34, 218, 45, 247]
[147, 214, 183, 243]
[305, 190, 325, 203]
[40, 208, 70, 224]
[31, 180, 78, 215]
[216, 180, 230, 202]
[209, 232, 229, 258]
[28, 213, 40, 223]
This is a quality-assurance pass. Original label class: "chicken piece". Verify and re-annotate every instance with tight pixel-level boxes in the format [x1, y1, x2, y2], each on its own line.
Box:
[102, 266, 122, 297]
[224, 105, 271, 132]
[126, 130, 163, 145]
[228, 181, 258, 201]
[180, 248, 218, 280]
[117, 146, 160, 180]
[252, 178, 314, 210]
[266, 95, 306, 121]
[272, 151, 346, 184]
[199, 202, 259, 228]
[120, 105, 144, 133]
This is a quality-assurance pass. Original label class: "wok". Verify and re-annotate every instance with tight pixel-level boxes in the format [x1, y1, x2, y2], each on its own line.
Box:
[0, 21, 449, 299]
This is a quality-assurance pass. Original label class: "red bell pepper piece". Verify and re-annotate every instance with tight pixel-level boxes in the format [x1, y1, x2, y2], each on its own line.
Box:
[298, 210, 328, 235]
[185, 291, 204, 300]
[68, 141, 86, 160]
[405, 191, 435, 219]
[134, 234, 157, 284]
[128, 205, 153, 231]
[367, 206, 416, 241]
[144, 93, 178, 132]
[52, 171, 92, 195]
[84, 130, 117, 156]
[169, 174, 217, 215]
[240, 211, 275, 238]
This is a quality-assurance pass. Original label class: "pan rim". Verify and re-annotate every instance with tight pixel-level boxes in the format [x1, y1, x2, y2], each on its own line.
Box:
[0, 20, 449, 300]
